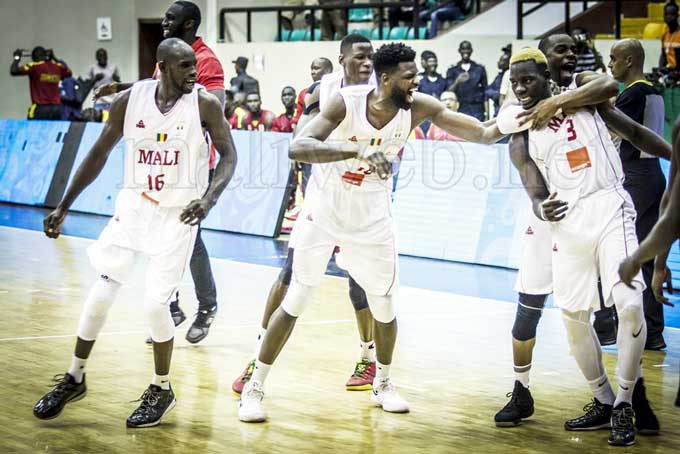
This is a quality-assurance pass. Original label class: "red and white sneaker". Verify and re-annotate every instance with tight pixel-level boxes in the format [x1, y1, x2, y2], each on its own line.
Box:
[345, 359, 376, 391]
[232, 359, 255, 395]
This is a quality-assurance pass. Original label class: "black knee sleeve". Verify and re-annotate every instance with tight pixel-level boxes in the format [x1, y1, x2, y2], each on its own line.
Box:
[278, 248, 294, 286]
[512, 293, 547, 341]
[348, 275, 369, 311]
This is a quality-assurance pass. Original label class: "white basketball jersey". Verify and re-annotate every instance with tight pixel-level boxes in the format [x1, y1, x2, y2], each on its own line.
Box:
[123, 80, 209, 207]
[313, 84, 410, 192]
[527, 108, 625, 208]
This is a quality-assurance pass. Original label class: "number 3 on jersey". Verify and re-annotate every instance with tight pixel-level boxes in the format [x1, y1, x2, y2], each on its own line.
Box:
[566, 119, 577, 141]
[147, 174, 165, 191]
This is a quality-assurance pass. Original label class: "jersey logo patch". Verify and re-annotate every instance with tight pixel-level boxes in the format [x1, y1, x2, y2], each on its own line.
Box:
[348, 136, 358, 142]
[156, 133, 168, 142]
[525, 227, 534, 235]
[136, 120, 145, 129]
[566, 147, 591, 173]
[552, 243, 558, 252]
[342, 171, 366, 186]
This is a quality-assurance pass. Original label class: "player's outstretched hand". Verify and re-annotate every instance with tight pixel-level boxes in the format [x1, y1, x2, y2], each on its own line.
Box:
[44, 207, 67, 239]
[618, 256, 642, 290]
[516, 97, 559, 131]
[651, 266, 675, 307]
[93, 82, 118, 100]
[539, 192, 568, 222]
[180, 199, 214, 225]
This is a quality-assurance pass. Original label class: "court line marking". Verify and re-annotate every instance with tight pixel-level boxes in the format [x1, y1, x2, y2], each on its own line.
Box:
[0, 310, 517, 343]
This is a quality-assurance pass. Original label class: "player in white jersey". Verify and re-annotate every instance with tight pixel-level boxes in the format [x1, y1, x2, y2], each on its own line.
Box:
[33, 38, 237, 428]
[494, 34, 663, 435]
[500, 48, 670, 446]
[232, 35, 383, 395]
[238, 42, 504, 422]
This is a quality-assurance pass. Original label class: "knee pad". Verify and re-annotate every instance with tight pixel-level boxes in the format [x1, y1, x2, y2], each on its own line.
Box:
[278, 249, 294, 286]
[611, 284, 643, 323]
[144, 288, 176, 343]
[280, 280, 313, 317]
[348, 275, 369, 311]
[367, 294, 396, 324]
[518, 292, 548, 309]
[512, 303, 542, 341]
[77, 275, 121, 341]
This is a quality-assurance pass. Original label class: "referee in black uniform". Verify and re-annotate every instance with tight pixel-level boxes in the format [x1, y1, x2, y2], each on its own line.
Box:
[609, 38, 668, 350]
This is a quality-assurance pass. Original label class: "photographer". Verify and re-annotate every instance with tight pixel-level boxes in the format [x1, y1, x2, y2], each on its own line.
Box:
[10, 46, 71, 120]
[572, 27, 606, 73]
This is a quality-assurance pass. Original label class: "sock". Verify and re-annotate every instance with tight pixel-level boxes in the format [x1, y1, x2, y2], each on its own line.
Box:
[588, 373, 615, 406]
[252, 327, 267, 360]
[68, 356, 87, 383]
[152, 373, 170, 390]
[360, 340, 376, 362]
[614, 378, 636, 407]
[251, 360, 271, 385]
[514, 363, 531, 388]
[375, 361, 391, 383]
[636, 359, 643, 381]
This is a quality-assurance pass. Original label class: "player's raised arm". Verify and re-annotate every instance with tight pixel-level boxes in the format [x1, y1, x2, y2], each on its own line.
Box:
[596, 101, 672, 160]
[412, 92, 504, 144]
[289, 92, 359, 163]
[179, 90, 238, 226]
[516, 71, 618, 129]
[44, 90, 130, 238]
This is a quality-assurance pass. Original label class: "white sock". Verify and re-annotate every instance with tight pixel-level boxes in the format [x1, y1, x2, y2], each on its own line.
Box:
[251, 360, 272, 385]
[68, 356, 87, 383]
[514, 363, 531, 388]
[360, 340, 376, 362]
[375, 361, 390, 383]
[152, 373, 170, 390]
[588, 373, 615, 406]
[614, 378, 636, 407]
[252, 327, 267, 360]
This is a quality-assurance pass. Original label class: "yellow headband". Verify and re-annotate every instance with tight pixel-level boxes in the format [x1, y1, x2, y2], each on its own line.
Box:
[510, 48, 548, 66]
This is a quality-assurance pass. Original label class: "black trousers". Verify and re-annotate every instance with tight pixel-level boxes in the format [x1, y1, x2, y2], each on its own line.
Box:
[27, 104, 63, 120]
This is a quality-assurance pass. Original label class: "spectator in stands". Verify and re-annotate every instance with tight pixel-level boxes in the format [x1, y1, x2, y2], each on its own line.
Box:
[609, 38, 668, 350]
[388, 0, 426, 28]
[230, 56, 260, 97]
[660, 1, 680, 78]
[446, 40, 487, 121]
[419, 0, 462, 38]
[87, 48, 121, 111]
[486, 45, 511, 117]
[61, 76, 96, 121]
[10, 46, 72, 120]
[418, 50, 448, 98]
[241, 91, 274, 131]
[293, 57, 333, 128]
[425, 91, 464, 141]
[225, 88, 247, 130]
[272, 86, 297, 132]
[319, 0, 349, 41]
[572, 27, 606, 73]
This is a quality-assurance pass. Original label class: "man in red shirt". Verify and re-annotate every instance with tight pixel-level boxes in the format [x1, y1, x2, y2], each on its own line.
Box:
[241, 92, 274, 131]
[272, 87, 296, 133]
[95, 1, 225, 344]
[291, 57, 333, 129]
[10, 46, 72, 120]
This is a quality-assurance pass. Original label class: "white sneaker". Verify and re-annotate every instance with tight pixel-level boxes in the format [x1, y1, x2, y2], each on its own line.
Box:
[371, 378, 409, 413]
[238, 381, 267, 422]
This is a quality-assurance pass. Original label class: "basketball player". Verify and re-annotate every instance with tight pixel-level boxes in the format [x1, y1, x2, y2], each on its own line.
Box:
[96, 1, 225, 344]
[237, 42, 505, 422]
[33, 38, 237, 428]
[499, 48, 670, 446]
[232, 35, 380, 396]
[619, 118, 680, 410]
[494, 34, 661, 435]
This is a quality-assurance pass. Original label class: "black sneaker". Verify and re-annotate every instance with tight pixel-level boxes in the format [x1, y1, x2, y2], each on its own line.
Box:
[632, 378, 659, 435]
[126, 384, 176, 428]
[145, 305, 186, 344]
[608, 403, 636, 446]
[494, 381, 534, 427]
[644, 334, 666, 351]
[33, 373, 87, 420]
[185, 305, 217, 344]
[564, 398, 612, 431]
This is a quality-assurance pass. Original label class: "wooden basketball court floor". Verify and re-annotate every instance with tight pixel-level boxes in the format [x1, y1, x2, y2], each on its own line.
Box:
[0, 225, 678, 453]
